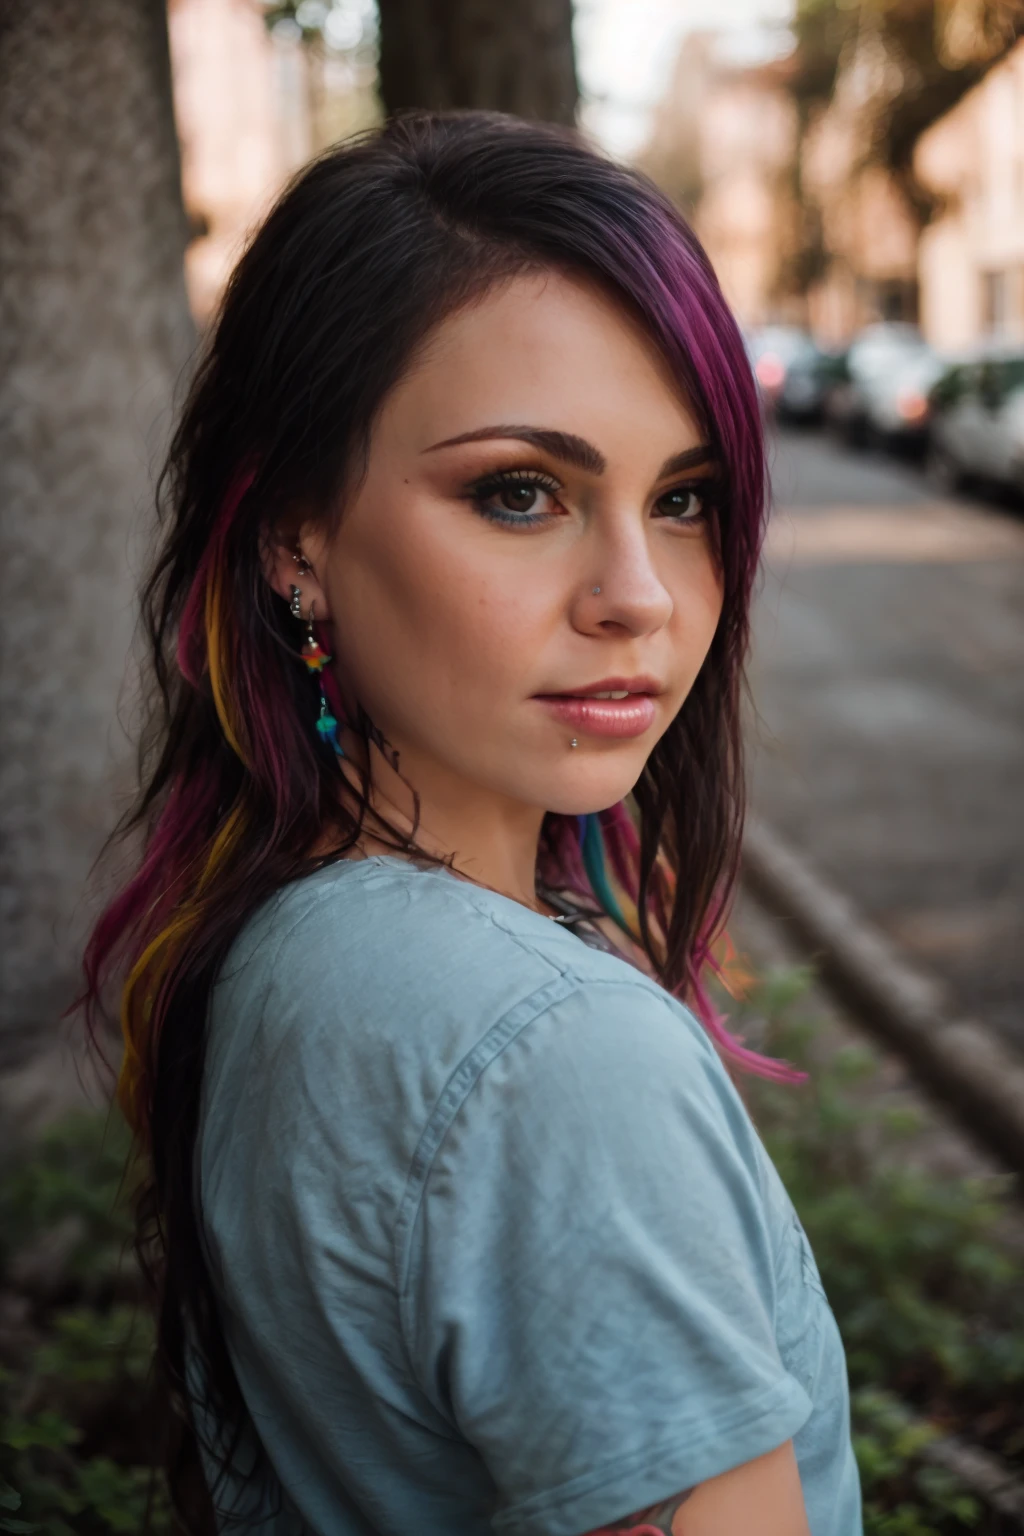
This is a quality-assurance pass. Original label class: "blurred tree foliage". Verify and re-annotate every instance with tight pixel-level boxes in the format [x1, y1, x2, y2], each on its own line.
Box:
[264, 0, 578, 124]
[790, 0, 1021, 217]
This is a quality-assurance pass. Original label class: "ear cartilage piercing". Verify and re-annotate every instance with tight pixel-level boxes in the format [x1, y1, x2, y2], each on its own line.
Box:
[298, 598, 345, 759]
[293, 550, 313, 575]
[592, 586, 601, 595]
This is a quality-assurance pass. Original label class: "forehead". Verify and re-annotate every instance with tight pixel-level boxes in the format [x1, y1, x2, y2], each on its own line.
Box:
[378, 269, 701, 457]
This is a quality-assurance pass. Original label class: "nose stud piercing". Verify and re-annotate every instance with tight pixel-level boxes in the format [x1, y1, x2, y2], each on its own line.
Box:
[592, 586, 601, 595]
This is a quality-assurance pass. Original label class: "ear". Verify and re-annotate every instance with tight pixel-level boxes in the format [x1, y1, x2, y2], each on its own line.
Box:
[259, 521, 333, 624]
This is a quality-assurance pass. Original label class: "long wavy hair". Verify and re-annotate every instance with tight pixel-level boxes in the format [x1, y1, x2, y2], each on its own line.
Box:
[79, 109, 806, 1529]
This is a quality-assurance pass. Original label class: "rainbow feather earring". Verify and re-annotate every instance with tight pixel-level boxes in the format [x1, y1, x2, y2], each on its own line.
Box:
[290, 584, 344, 758]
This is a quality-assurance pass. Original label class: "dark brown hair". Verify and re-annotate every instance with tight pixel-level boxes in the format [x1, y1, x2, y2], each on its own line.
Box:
[80, 108, 802, 1529]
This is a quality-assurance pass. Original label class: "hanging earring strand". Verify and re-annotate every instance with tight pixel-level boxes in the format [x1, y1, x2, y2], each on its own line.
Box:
[297, 596, 345, 758]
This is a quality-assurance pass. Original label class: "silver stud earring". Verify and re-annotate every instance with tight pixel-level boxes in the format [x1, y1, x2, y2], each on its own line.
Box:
[293, 550, 313, 576]
[289, 584, 303, 618]
[592, 586, 601, 595]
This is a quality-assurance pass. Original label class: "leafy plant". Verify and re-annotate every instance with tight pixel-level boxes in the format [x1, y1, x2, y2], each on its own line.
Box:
[0, 1113, 135, 1295]
[729, 961, 1024, 1528]
[853, 1387, 986, 1534]
[0, 1114, 169, 1533]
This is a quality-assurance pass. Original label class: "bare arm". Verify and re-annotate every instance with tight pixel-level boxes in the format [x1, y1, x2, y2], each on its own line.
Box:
[582, 1438, 811, 1536]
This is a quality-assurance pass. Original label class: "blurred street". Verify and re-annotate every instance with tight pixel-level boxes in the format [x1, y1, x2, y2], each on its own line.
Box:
[748, 427, 1024, 1056]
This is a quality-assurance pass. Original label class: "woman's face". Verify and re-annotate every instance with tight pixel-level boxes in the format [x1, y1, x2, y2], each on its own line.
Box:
[280, 269, 725, 849]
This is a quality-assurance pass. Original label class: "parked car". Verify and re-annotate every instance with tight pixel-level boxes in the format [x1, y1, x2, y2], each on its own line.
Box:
[824, 323, 935, 447]
[745, 326, 832, 424]
[861, 347, 948, 453]
[927, 347, 1024, 496]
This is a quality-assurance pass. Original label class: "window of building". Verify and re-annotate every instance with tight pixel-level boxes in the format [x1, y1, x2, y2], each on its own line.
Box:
[981, 270, 1008, 332]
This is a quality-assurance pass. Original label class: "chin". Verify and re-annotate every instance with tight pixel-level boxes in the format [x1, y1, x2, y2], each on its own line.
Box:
[539, 760, 647, 818]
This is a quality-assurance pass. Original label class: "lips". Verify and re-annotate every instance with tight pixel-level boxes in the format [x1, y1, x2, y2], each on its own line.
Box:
[533, 685, 659, 740]
[537, 675, 662, 700]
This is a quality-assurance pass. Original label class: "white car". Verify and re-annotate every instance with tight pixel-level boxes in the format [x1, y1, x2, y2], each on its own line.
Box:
[825, 323, 935, 447]
[927, 349, 1024, 495]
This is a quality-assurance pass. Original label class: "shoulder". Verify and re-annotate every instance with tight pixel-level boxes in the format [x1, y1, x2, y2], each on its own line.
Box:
[214, 854, 676, 1032]
[211, 854, 729, 1102]
[214, 856, 561, 1019]
[421, 966, 752, 1181]
[208, 856, 748, 1182]
[399, 959, 783, 1368]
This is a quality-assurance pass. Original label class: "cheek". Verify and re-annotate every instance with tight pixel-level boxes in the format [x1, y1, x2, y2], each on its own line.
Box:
[331, 509, 541, 717]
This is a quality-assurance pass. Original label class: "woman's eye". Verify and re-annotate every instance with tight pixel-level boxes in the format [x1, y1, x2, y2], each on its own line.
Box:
[469, 472, 562, 526]
[657, 485, 708, 522]
[498, 482, 545, 513]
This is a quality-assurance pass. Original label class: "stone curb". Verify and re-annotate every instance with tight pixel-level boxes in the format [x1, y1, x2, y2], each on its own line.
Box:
[741, 816, 1024, 1181]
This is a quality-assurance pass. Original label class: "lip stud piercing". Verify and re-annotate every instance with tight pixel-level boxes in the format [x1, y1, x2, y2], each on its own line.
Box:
[570, 737, 578, 748]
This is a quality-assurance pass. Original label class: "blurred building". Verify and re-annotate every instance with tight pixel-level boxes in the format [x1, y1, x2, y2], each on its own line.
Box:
[800, 52, 920, 345]
[638, 34, 802, 331]
[168, 0, 379, 324]
[638, 29, 921, 345]
[915, 37, 1024, 350]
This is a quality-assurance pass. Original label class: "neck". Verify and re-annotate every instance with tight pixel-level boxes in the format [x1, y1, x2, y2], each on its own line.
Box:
[330, 725, 553, 916]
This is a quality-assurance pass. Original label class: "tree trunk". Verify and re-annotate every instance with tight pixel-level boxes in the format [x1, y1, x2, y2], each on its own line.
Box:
[0, 0, 194, 1072]
[377, 0, 578, 125]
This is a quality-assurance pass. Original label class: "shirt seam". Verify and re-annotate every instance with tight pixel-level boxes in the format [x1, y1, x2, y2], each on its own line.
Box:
[392, 958, 579, 1401]
[231, 857, 698, 1036]
[492, 1373, 813, 1533]
[392, 965, 718, 1422]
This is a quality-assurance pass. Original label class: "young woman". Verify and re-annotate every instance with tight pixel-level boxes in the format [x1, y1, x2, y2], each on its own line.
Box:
[82, 111, 862, 1536]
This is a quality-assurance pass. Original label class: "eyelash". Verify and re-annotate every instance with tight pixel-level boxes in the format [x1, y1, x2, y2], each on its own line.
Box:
[466, 468, 720, 529]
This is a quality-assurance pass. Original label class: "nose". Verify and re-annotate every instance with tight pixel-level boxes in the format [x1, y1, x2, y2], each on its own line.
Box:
[573, 519, 674, 638]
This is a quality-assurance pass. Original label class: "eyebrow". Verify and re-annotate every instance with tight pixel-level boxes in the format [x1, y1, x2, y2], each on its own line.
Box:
[423, 425, 717, 480]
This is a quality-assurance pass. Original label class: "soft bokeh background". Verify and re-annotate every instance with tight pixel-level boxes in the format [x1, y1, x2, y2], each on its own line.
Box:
[2, 3, 1023, 1530]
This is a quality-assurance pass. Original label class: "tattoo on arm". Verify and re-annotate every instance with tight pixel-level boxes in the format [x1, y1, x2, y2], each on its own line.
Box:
[588, 1487, 696, 1535]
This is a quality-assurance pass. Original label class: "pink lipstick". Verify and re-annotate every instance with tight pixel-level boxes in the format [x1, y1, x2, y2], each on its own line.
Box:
[532, 675, 661, 739]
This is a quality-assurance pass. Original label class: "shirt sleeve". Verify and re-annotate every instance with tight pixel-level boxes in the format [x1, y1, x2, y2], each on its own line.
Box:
[399, 978, 814, 1536]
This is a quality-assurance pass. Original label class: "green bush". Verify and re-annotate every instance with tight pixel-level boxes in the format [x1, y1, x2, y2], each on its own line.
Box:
[0, 1115, 170, 1534]
[734, 964, 1024, 1532]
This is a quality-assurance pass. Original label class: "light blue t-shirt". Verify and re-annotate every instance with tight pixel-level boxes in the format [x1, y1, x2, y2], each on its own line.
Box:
[198, 855, 862, 1536]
